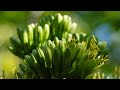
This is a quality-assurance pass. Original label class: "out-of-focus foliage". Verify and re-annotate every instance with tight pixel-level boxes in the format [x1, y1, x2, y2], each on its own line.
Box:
[89, 65, 120, 79]
[0, 11, 120, 78]
[0, 11, 31, 77]
[0, 11, 30, 25]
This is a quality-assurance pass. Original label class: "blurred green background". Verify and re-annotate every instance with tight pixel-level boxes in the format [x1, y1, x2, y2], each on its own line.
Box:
[0, 11, 120, 78]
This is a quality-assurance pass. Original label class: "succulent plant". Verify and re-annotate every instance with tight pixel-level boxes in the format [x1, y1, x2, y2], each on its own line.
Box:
[8, 13, 109, 79]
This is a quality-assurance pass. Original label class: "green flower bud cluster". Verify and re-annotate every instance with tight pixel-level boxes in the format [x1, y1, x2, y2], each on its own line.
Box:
[9, 24, 50, 59]
[39, 13, 77, 40]
[9, 13, 77, 59]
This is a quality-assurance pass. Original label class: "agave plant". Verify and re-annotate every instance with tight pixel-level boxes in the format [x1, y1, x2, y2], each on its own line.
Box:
[8, 13, 109, 79]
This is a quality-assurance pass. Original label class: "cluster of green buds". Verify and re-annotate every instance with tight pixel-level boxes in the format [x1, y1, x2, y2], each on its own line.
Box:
[9, 23, 50, 59]
[38, 13, 77, 40]
[8, 13, 109, 79]
[9, 13, 77, 59]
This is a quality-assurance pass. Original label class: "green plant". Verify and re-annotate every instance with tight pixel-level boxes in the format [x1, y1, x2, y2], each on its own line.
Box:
[8, 13, 109, 79]
[92, 65, 120, 79]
